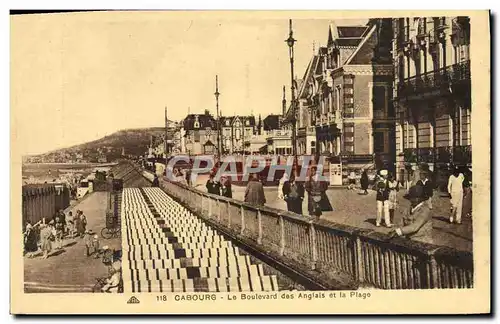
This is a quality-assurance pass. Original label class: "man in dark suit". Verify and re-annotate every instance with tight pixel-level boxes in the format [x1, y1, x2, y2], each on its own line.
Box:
[206, 173, 221, 195]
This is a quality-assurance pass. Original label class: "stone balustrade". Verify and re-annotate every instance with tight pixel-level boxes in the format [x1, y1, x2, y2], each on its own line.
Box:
[132, 161, 473, 290]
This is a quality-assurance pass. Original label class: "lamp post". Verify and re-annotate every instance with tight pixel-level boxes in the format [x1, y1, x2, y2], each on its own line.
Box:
[214, 75, 222, 165]
[285, 19, 298, 168]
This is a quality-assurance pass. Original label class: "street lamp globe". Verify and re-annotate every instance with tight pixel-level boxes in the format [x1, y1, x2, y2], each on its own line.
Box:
[286, 34, 296, 48]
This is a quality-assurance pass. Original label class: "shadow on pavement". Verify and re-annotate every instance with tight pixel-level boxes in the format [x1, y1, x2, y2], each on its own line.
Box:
[48, 249, 66, 257]
[63, 241, 77, 248]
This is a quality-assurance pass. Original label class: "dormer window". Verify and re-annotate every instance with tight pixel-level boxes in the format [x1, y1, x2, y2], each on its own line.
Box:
[226, 120, 230, 126]
[245, 120, 250, 126]
[194, 115, 200, 129]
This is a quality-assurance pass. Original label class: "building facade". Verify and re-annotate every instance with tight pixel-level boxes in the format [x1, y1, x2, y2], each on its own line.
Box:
[294, 19, 395, 170]
[392, 17, 471, 187]
[181, 110, 218, 155]
[220, 115, 256, 154]
[264, 111, 293, 155]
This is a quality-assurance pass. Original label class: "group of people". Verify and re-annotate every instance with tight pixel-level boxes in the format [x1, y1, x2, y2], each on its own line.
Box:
[381, 164, 472, 242]
[206, 173, 233, 198]
[276, 166, 332, 218]
[23, 209, 88, 259]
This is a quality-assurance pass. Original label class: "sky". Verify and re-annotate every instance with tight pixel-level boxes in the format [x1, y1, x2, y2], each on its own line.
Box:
[11, 12, 367, 156]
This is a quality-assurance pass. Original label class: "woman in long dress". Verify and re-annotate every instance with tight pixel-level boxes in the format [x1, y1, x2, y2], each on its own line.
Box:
[39, 223, 53, 259]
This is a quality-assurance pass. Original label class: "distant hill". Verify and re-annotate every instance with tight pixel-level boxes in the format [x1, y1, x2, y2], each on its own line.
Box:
[70, 127, 169, 156]
[28, 126, 178, 162]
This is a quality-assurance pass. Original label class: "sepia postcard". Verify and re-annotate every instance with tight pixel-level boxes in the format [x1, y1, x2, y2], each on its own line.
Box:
[10, 10, 490, 314]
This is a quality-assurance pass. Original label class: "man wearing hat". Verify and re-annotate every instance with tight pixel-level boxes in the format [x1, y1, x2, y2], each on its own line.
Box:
[375, 169, 392, 228]
[206, 172, 221, 195]
[388, 183, 433, 243]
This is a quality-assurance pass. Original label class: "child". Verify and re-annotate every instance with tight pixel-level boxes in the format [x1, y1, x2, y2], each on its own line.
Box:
[83, 230, 99, 257]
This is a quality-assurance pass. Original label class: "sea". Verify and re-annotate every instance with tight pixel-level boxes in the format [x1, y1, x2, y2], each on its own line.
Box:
[21, 163, 116, 185]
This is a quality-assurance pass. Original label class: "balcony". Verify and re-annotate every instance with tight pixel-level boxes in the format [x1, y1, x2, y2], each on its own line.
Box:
[403, 145, 471, 165]
[396, 61, 470, 100]
[265, 129, 292, 138]
[297, 126, 316, 137]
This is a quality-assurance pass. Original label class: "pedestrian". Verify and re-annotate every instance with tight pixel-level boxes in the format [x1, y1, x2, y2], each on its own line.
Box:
[24, 221, 39, 258]
[54, 216, 64, 249]
[74, 210, 81, 237]
[92, 233, 100, 258]
[78, 211, 88, 238]
[39, 223, 54, 259]
[101, 267, 122, 293]
[278, 173, 289, 200]
[83, 230, 99, 257]
[305, 166, 329, 219]
[152, 174, 160, 187]
[388, 183, 433, 243]
[462, 168, 473, 218]
[283, 174, 305, 214]
[220, 176, 233, 198]
[347, 170, 356, 190]
[417, 169, 434, 209]
[206, 172, 221, 195]
[66, 211, 75, 238]
[185, 167, 193, 186]
[447, 166, 465, 224]
[387, 173, 399, 224]
[360, 169, 369, 195]
[244, 173, 266, 206]
[375, 170, 392, 228]
[57, 209, 66, 234]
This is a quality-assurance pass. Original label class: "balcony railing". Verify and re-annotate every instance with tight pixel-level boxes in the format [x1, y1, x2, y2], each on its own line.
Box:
[397, 61, 470, 99]
[265, 130, 292, 138]
[403, 145, 471, 165]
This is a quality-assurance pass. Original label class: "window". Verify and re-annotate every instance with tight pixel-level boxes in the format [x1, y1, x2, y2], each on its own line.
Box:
[226, 120, 230, 126]
[246, 120, 250, 126]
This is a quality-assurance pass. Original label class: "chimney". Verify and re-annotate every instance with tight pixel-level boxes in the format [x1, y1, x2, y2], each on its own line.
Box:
[204, 109, 210, 116]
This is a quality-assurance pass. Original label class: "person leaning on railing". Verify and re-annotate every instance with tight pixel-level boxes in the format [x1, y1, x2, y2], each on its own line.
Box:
[388, 183, 433, 243]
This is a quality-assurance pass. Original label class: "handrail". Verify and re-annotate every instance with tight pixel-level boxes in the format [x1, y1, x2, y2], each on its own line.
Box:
[130, 161, 473, 290]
